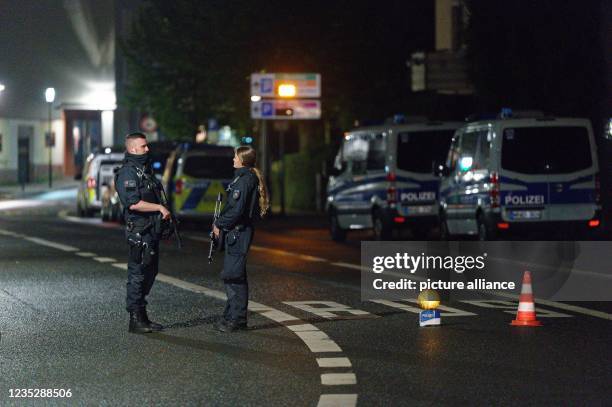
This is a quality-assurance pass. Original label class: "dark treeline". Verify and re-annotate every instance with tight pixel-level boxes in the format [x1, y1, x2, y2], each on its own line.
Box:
[122, 0, 607, 138]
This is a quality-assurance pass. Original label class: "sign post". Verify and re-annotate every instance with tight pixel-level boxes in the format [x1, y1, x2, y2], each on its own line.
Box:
[251, 72, 321, 215]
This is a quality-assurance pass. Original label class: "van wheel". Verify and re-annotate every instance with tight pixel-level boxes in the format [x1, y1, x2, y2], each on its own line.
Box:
[329, 211, 347, 242]
[373, 210, 392, 240]
[477, 214, 495, 241]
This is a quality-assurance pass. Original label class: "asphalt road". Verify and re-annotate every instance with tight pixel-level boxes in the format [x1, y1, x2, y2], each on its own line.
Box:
[0, 189, 610, 406]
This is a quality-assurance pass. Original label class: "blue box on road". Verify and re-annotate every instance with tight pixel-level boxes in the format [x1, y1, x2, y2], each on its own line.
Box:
[419, 309, 441, 327]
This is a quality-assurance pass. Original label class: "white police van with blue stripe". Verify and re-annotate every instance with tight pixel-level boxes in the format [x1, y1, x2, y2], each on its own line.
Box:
[326, 121, 462, 241]
[437, 111, 602, 239]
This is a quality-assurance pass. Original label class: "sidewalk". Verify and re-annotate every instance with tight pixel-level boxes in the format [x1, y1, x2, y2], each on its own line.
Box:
[0, 177, 79, 200]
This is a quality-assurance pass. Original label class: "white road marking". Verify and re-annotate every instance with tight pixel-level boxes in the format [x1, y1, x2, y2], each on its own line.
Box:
[112, 263, 128, 270]
[329, 262, 367, 271]
[317, 394, 358, 407]
[76, 252, 97, 257]
[93, 257, 116, 263]
[490, 292, 611, 320]
[294, 331, 342, 353]
[369, 299, 476, 317]
[284, 301, 377, 319]
[22, 236, 78, 252]
[0, 229, 21, 237]
[297, 254, 327, 262]
[321, 373, 357, 385]
[461, 300, 572, 318]
[287, 323, 320, 332]
[317, 357, 352, 368]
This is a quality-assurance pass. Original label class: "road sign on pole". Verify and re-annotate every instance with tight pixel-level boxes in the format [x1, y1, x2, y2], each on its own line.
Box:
[251, 73, 321, 98]
[251, 99, 321, 120]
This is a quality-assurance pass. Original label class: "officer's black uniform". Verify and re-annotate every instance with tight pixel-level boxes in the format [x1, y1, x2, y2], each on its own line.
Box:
[214, 166, 259, 330]
[115, 153, 164, 333]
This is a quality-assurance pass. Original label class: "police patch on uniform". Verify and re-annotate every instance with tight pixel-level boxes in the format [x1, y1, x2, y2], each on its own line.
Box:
[232, 189, 240, 200]
[125, 180, 137, 190]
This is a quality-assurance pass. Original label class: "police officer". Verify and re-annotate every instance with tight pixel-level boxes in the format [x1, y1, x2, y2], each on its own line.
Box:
[115, 132, 170, 334]
[213, 146, 269, 332]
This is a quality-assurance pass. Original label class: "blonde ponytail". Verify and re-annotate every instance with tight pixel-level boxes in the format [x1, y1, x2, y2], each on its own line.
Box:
[251, 167, 269, 217]
[236, 145, 270, 218]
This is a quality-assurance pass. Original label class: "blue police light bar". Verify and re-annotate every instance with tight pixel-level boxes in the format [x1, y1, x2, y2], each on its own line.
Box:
[153, 162, 162, 170]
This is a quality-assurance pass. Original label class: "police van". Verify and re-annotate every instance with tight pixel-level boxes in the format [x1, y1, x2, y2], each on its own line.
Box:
[162, 143, 235, 218]
[437, 111, 602, 239]
[326, 121, 462, 241]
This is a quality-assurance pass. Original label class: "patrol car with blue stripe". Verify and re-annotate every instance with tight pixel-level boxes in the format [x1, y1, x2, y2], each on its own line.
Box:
[326, 121, 462, 241]
[162, 144, 235, 218]
[437, 111, 602, 239]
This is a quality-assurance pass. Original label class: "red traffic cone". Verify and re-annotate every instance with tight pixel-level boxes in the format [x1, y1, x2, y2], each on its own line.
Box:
[511, 271, 542, 327]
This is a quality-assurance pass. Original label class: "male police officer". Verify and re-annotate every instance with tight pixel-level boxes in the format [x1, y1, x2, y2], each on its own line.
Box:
[116, 132, 170, 334]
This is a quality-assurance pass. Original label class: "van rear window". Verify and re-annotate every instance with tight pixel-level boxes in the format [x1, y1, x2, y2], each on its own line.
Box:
[501, 127, 592, 174]
[396, 130, 455, 173]
[183, 155, 235, 179]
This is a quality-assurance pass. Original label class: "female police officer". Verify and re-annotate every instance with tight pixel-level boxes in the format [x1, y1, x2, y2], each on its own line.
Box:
[212, 146, 269, 332]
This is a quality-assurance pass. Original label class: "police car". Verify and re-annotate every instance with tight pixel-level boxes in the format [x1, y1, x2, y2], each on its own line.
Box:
[162, 143, 235, 218]
[437, 110, 602, 239]
[77, 148, 124, 217]
[326, 121, 462, 241]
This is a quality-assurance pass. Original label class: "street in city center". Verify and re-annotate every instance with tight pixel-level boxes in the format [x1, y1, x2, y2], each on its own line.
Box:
[0, 188, 610, 405]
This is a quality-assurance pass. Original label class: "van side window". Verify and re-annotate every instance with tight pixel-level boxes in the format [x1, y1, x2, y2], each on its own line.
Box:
[343, 134, 369, 175]
[366, 133, 385, 171]
[475, 130, 491, 169]
[458, 131, 479, 171]
[446, 135, 460, 172]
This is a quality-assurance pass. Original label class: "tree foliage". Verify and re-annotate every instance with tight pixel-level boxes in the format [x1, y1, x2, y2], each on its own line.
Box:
[464, 0, 604, 119]
[121, 0, 434, 138]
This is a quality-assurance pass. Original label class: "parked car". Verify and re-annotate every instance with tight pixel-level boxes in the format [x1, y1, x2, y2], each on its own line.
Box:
[100, 141, 177, 222]
[162, 143, 235, 218]
[77, 149, 124, 217]
[437, 111, 602, 240]
[326, 121, 462, 241]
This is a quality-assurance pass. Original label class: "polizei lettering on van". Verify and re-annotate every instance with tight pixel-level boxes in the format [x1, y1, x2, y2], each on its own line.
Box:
[400, 191, 436, 202]
[504, 194, 545, 205]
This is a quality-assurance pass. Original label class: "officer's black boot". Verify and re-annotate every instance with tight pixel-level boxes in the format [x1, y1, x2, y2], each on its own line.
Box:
[129, 310, 153, 334]
[143, 308, 163, 332]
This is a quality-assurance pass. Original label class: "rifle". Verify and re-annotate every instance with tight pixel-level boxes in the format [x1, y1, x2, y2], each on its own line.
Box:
[208, 192, 224, 264]
[157, 181, 183, 249]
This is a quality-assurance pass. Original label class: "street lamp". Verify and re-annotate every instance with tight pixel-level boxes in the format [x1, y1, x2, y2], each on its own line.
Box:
[45, 87, 55, 188]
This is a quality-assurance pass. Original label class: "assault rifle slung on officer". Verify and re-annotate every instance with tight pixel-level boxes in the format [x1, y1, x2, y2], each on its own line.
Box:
[208, 192, 224, 263]
[155, 185, 182, 249]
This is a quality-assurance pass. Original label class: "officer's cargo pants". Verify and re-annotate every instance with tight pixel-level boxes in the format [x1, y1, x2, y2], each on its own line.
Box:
[221, 226, 253, 324]
[126, 231, 159, 312]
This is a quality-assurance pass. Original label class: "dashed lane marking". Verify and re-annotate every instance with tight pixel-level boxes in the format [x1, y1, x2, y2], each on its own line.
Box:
[5, 230, 359, 407]
[329, 262, 367, 272]
[321, 373, 357, 386]
[284, 301, 378, 320]
[93, 257, 116, 263]
[485, 293, 611, 320]
[22, 236, 78, 252]
[317, 394, 358, 407]
[76, 252, 97, 257]
[317, 358, 352, 368]
[461, 300, 572, 318]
